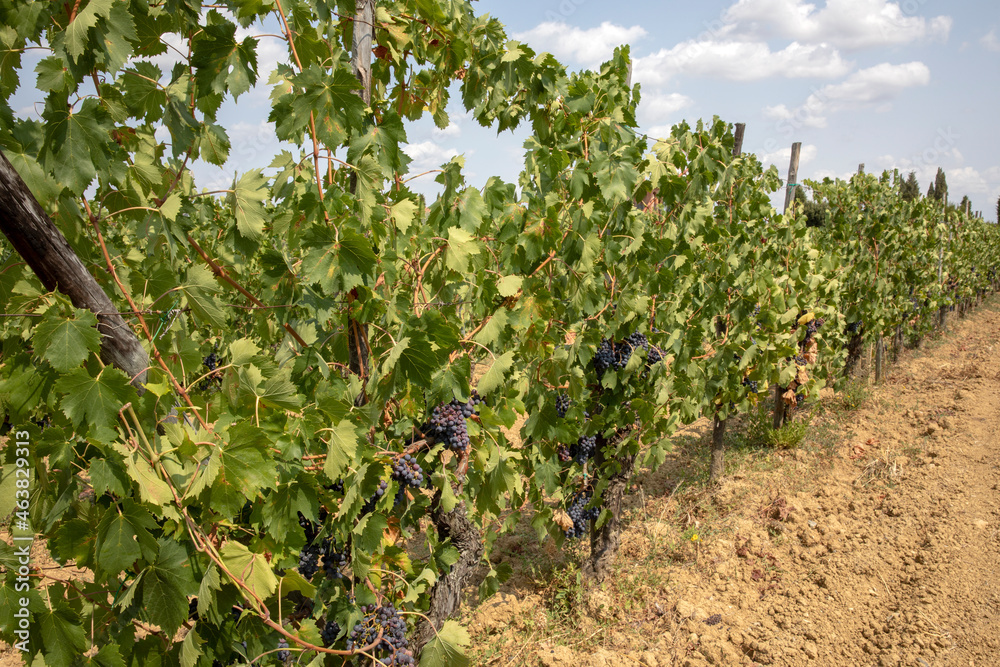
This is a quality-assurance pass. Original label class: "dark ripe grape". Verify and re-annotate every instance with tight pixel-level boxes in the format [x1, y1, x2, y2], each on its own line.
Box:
[424, 394, 481, 453]
[321, 620, 341, 647]
[203, 352, 218, 371]
[392, 457, 423, 488]
[592, 338, 617, 377]
[555, 393, 570, 418]
[752, 304, 761, 317]
[321, 541, 347, 579]
[564, 489, 600, 539]
[298, 544, 321, 580]
[346, 604, 411, 664]
[557, 446, 572, 463]
[325, 479, 345, 494]
[741, 377, 759, 394]
[277, 637, 290, 661]
[569, 435, 597, 465]
[188, 597, 199, 621]
[794, 355, 807, 366]
[847, 320, 862, 335]
[796, 393, 806, 406]
[647, 347, 663, 366]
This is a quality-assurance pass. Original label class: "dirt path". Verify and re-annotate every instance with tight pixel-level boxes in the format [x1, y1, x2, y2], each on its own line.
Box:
[466, 302, 1000, 667]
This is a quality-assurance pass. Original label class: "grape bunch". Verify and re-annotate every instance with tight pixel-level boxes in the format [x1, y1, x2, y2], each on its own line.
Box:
[424, 393, 482, 452]
[794, 355, 807, 366]
[555, 393, 570, 418]
[322, 542, 348, 579]
[325, 479, 345, 494]
[569, 435, 597, 465]
[564, 490, 600, 539]
[360, 480, 389, 516]
[594, 333, 660, 378]
[592, 338, 618, 376]
[276, 637, 290, 661]
[392, 455, 424, 488]
[846, 320, 862, 335]
[198, 351, 224, 391]
[741, 377, 759, 394]
[321, 620, 341, 647]
[347, 604, 414, 665]
[557, 446, 572, 463]
[297, 545, 321, 580]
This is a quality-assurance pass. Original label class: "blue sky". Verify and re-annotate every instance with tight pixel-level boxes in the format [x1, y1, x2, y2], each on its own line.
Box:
[9, 0, 1000, 219]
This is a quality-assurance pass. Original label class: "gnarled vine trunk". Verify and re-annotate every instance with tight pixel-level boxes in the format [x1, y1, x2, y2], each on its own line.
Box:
[584, 429, 636, 582]
[844, 331, 865, 377]
[415, 489, 483, 649]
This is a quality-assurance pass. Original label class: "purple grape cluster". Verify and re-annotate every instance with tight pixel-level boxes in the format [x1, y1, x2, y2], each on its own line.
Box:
[392, 455, 423, 488]
[555, 393, 570, 418]
[297, 546, 321, 580]
[322, 542, 348, 579]
[569, 435, 597, 465]
[564, 490, 600, 539]
[593, 333, 661, 378]
[321, 620, 341, 647]
[741, 377, 759, 394]
[557, 446, 572, 462]
[360, 480, 389, 516]
[424, 393, 483, 452]
[347, 604, 414, 665]
[276, 637, 289, 661]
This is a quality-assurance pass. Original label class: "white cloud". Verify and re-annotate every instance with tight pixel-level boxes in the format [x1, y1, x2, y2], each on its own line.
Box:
[981, 29, 1000, 53]
[638, 92, 693, 122]
[763, 61, 930, 128]
[403, 141, 461, 173]
[431, 122, 462, 141]
[633, 40, 850, 86]
[760, 143, 819, 169]
[722, 0, 952, 50]
[513, 21, 647, 68]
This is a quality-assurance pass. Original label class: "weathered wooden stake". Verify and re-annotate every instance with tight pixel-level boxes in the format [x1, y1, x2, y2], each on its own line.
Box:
[0, 149, 148, 392]
[774, 142, 801, 430]
[708, 123, 746, 486]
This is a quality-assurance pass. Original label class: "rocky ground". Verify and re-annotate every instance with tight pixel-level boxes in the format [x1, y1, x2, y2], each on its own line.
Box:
[464, 302, 1000, 667]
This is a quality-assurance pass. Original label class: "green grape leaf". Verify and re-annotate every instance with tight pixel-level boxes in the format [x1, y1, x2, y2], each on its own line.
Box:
[228, 169, 268, 242]
[192, 15, 258, 97]
[182, 265, 228, 329]
[219, 541, 278, 600]
[418, 620, 470, 667]
[476, 351, 513, 396]
[141, 540, 196, 636]
[323, 419, 360, 483]
[38, 603, 88, 667]
[95, 499, 158, 575]
[63, 0, 113, 61]
[55, 366, 133, 430]
[32, 307, 101, 372]
[180, 627, 204, 667]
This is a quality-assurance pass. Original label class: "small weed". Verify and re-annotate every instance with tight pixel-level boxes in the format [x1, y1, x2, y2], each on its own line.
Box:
[543, 562, 584, 623]
[839, 379, 869, 410]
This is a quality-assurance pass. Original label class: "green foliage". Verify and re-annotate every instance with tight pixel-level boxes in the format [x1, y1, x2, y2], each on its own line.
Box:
[900, 171, 920, 202]
[0, 1, 997, 665]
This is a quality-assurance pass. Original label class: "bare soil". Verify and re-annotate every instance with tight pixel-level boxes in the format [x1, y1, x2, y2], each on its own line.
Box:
[464, 301, 1000, 667]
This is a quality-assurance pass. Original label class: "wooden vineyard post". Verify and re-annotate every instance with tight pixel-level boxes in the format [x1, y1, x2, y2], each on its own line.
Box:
[0, 149, 149, 392]
[844, 163, 867, 378]
[774, 142, 801, 431]
[938, 193, 950, 330]
[708, 122, 746, 485]
[348, 0, 374, 404]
